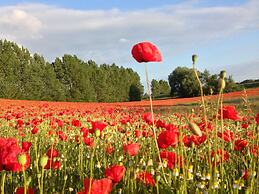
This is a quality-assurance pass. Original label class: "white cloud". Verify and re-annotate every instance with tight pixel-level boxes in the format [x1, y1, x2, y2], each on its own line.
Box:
[0, 0, 258, 81]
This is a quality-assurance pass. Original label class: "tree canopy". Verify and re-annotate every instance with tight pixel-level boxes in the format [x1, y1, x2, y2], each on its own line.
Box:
[0, 40, 143, 102]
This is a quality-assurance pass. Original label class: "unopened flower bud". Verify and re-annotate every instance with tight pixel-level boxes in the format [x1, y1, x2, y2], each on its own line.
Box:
[95, 129, 101, 137]
[40, 155, 48, 168]
[189, 122, 202, 137]
[220, 70, 227, 79]
[218, 78, 226, 90]
[192, 54, 198, 64]
[17, 153, 27, 167]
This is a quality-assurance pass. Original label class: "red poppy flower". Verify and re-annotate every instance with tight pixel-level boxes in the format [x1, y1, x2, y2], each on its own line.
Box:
[165, 124, 178, 133]
[234, 139, 248, 151]
[124, 143, 140, 156]
[106, 144, 113, 155]
[84, 137, 94, 148]
[90, 121, 107, 134]
[250, 145, 258, 157]
[16, 187, 34, 194]
[0, 145, 30, 172]
[71, 119, 82, 127]
[105, 165, 125, 184]
[136, 172, 155, 186]
[57, 120, 63, 127]
[218, 130, 235, 142]
[157, 130, 178, 149]
[78, 178, 113, 194]
[46, 148, 59, 158]
[22, 142, 32, 152]
[189, 133, 207, 146]
[134, 130, 142, 138]
[211, 149, 229, 165]
[156, 119, 167, 129]
[131, 42, 162, 63]
[255, 113, 259, 124]
[220, 106, 241, 121]
[160, 151, 178, 168]
[242, 170, 249, 180]
[31, 127, 38, 134]
[81, 127, 89, 137]
[142, 112, 154, 125]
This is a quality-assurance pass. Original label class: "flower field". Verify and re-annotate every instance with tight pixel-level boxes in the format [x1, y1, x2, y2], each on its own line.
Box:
[0, 88, 259, 194]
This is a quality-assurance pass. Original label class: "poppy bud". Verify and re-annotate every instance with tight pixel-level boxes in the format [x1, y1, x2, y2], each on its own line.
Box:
[220, 70, 227, 79]
[218, 78, 226, 90]
[17, 153, 27, 167]
[192, 54, 198, 64]
[40, 155, 48, 168]
[95, 129, 101, 137]
[188, 122, 202, 137]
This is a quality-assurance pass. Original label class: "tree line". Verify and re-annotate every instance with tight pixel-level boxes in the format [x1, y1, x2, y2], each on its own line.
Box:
[0, 39, 245, 102]
[0, 40, 143, 102]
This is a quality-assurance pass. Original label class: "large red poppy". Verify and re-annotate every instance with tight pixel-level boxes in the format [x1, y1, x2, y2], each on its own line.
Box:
[105, 165, 125, 184]
[77, 178, 113, 194]
[131, 42, 162, 63]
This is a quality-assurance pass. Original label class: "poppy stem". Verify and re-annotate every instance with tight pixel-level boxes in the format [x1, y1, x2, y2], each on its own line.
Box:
[145, 63, 169, 186]
[1, 171, 6, 194]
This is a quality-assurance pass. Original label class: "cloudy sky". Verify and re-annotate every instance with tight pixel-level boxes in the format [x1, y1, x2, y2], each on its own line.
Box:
[0, 0, 258, 83]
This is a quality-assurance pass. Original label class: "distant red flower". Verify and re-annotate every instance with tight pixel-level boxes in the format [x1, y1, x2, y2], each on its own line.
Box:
[189, 133, 207, 146]
[218, 130, 235, 142]
[255, 113, 259, 124]
[52, 160, 61, 170]
[136, 172, 155, 186]
[44, 159, 61, 170]
[165, 124, 179, 133]
[160, 151, 177, 168]
[198, 121, 214, 132]
[90, 121, 107, 134]
[241, 123, 250, 129]
[46, 148, 59, 159]
[131, 42, 162, 63]
[106, 144, 113, 155]
[156, 119, 167, 129]
[57, 120, 63, 127]
[134, 130, 142, 138]
[250, 145, 258, 157]
[157, 130, 178, 149]
[77, 178, 113, 194]
[211, 149, 229, 165]
[16, 187, 34, 194]
[84, 137, 94, 148]
[56, 130, 68, 141]
[71, 119, 82, 127]
[22, 142, 32, 152]
[220, 106, 241, 121]
[124, 143, 140, 156]
[105, 165, 125, 184]
[81, 127, 89, 137]
[242, 170, 249, 180]
[234, 139, 248, 151]
[31, 127, 38, 134]
[142, 112, 154, 125]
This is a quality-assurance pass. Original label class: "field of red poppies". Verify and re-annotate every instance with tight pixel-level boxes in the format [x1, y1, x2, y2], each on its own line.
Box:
[0, 88, 259, 194]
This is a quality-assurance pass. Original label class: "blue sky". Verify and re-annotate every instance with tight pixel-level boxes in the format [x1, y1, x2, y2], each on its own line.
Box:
[0, 0, 258, 84]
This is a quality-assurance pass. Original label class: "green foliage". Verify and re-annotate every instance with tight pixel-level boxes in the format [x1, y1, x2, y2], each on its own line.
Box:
[151, 79, 170, 98]
[168, 67, 243, 98]
[168, 67, 200, 97]
[0, 40, 143, 102]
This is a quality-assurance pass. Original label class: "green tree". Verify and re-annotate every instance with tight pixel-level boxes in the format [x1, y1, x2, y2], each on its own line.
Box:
[168, 67, 200, 97]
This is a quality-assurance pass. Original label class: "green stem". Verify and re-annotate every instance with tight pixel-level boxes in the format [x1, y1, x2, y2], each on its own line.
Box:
[145, 63, 169, 186]
[1, 171, 6, 194]
[22, 166, 27, 194]
[40, 167, 45, 194]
